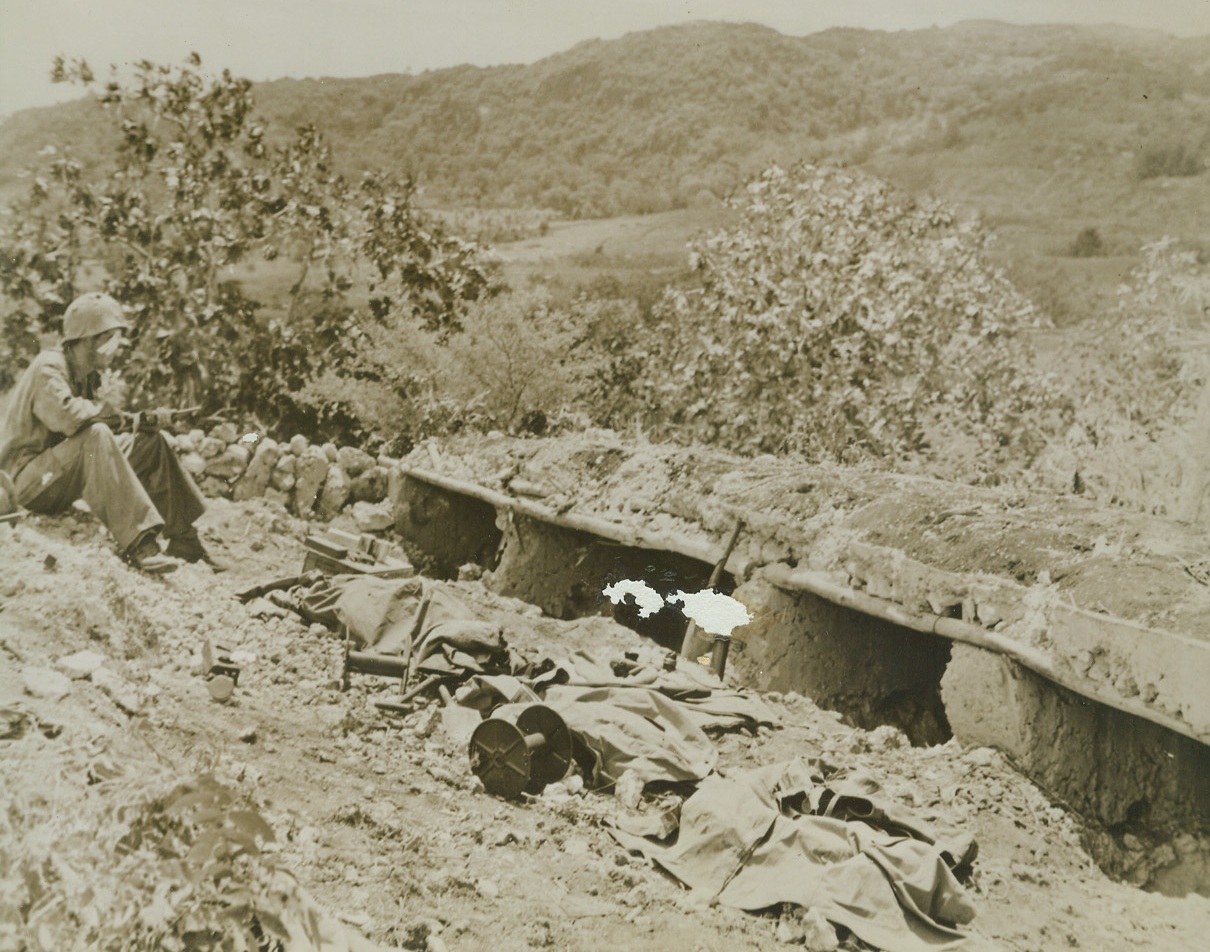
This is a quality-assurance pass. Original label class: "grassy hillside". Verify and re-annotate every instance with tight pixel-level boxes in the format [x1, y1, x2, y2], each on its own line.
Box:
[2, 20, 1209, 324]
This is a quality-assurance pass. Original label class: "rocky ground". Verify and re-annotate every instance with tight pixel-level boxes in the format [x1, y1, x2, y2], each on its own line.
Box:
[2, 496, 1209, 951]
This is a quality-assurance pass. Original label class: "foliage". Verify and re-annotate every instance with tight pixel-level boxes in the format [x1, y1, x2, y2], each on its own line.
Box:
[0, 55, 498, 417]
[430, 288, 595, 430]
[6, 769, 344, 951]
[556, 292, 649, 428]
[4, 23, 1210, 350]
[627, 163, 1060, 464]
[1086, 238, 1207, 430]
[1134, 142, 1205, 180]
[1029, 237, 1210, 514]
[1068, 227, 1104, 258]
[294, 288, 622, 447]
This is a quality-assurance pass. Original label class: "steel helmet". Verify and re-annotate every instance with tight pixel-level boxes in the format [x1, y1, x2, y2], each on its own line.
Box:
[62, 292, 130, 343]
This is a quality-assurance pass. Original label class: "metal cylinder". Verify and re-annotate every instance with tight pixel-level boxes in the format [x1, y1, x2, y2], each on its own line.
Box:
[345, 650, 409, 679]
[469, 705, 574, 798]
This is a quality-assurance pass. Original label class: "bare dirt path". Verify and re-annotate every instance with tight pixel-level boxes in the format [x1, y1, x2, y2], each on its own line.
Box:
[2, 497, 1208, 951]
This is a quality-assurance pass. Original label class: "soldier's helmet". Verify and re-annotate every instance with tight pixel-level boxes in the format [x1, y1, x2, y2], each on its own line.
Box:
[62, 292, 130, 343]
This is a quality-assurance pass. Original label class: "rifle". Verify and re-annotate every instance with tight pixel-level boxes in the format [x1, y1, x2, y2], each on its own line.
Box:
[119, 406, 204, 433]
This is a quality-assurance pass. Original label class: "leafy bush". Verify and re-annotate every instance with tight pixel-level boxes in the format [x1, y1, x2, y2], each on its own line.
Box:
[287, 287, 651, 448]
[308, 288, 597, 441]
[0, 56, 499, 427]
[628, 162, 1059, 465]
[1135, 142, 1204, 180]
[424, 289, 585, 430]
[1030, 237, 1210, 515]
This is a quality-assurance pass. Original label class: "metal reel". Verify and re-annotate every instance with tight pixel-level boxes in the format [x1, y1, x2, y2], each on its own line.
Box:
[517, 705, 574, 791]
[468, 704, 573, 798]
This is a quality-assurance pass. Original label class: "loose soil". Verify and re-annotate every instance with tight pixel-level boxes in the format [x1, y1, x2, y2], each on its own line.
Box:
[2, 496, 1209, 951]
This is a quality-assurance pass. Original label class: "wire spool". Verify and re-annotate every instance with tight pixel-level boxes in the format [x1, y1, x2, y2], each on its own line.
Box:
[469, 705, 574, 798]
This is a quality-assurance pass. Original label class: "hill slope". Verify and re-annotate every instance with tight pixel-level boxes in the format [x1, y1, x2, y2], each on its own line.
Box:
[2, 20, 1209, 322]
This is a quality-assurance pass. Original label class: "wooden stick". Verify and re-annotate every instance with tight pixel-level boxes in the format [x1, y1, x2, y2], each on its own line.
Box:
[681, 519, 744, 659]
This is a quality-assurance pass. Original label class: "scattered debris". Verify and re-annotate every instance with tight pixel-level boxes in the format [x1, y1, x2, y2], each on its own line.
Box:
[457, 562, 484, 582]
[207, 675, 236, 703]
[2, 486, 1208, 951]
[469, 704, 573, 798]
[198, 640, 242, 701]
[0, 706, 60, 740]
[91, 666, 142, 714]
[351, 500, 394, 533]
[801, 907, 840, 952]
[614, 769, 644, 810]
[302, 527, 412, 579]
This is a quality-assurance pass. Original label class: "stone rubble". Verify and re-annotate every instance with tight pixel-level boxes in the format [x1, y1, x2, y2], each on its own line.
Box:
[165, 423, 393, 527]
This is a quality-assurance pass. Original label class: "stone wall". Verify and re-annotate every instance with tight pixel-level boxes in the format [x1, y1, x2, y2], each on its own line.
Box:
[168, 423, 395, 534]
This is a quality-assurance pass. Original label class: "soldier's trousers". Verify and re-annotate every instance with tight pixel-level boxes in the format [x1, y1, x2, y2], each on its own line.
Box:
[13, 423, 206, 553]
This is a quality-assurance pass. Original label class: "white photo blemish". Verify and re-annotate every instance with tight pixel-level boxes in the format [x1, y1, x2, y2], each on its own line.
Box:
[603, 580, 751, 637]
[667, 589, 751, 638]
[602, 578, 665, 618]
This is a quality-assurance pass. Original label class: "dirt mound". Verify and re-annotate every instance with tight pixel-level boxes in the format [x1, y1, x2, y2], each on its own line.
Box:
[406, 430, 1210, 640]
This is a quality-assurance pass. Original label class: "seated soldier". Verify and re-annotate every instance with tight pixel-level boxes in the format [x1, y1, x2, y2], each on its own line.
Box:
[0, 292, 219, 573]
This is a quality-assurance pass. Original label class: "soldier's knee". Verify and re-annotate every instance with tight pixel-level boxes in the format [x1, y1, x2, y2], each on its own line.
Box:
[82, 422, 117, 445]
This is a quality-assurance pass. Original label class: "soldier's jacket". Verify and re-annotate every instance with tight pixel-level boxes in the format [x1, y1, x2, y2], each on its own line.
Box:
[0, 348, 106, 478]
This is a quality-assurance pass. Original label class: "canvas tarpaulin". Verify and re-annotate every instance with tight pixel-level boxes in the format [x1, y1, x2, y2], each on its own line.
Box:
[543, 685, 718, 787]
[262, 577, 774, 737]
[552, 647, 780, 733]
[610, 758, 980, 952]
[282, 574, 507, 674]
[262, 576, 779, 790]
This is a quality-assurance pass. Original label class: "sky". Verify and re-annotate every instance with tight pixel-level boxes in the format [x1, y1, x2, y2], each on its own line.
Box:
[2, 0, 1210, 118]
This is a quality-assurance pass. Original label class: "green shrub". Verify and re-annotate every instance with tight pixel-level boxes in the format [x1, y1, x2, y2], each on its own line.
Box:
[1068, 227, 1104, 258]
[293, 288, 633, 447]
[1027, 237, 1210, 515]
[628, 162, 1060, 465]
[0, 56, 498, 430]
[1135, 142, 1204, 180]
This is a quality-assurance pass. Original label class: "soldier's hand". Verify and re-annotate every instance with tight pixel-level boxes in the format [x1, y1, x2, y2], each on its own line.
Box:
[148, 407, 177, 431]
[96, 369, 128, 410]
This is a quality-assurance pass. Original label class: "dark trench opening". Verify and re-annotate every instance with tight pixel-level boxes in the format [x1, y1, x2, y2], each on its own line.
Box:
[389, 484, 1210, 896]
[394, 481, 949, 746]
[394, 477, 503, 578]
[849, 630, 953, 747]
[760, 590, 954, 748]
[592, 543, 735, 652]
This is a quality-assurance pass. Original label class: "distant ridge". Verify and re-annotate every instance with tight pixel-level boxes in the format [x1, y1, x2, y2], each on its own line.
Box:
[2, 19, 1208, 322]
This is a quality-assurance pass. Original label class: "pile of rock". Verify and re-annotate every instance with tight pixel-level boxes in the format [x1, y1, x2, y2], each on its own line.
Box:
[168, 423, 396, 532]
